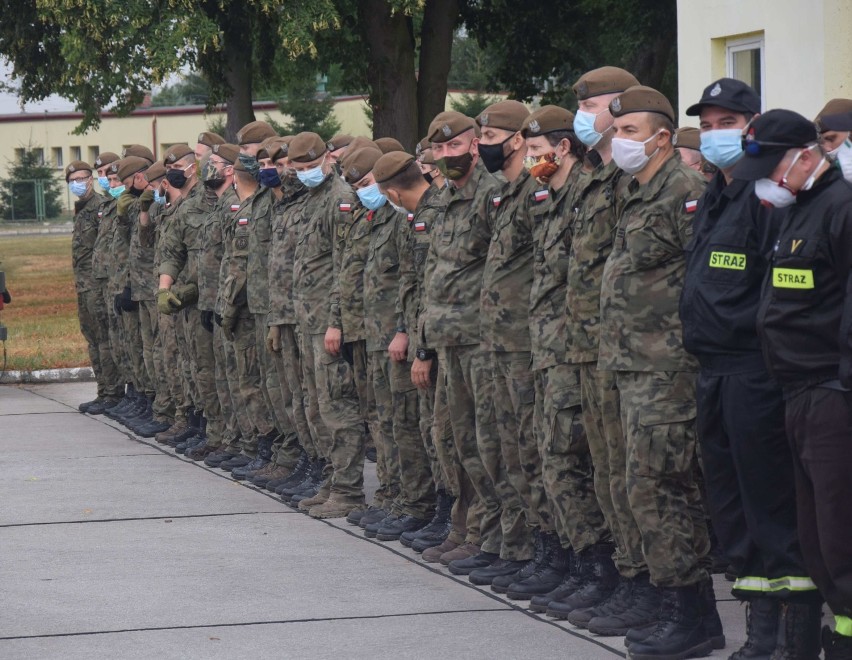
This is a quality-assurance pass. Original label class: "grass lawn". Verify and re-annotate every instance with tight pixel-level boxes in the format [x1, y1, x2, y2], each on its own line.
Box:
[0, 234, 89, 372]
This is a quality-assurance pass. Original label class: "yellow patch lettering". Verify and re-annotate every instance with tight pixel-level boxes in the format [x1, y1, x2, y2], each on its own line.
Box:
[773, 268, 814, 289]
[709, 251, 746, 271]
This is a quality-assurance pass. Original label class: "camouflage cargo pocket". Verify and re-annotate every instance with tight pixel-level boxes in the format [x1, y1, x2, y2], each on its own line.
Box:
[632, 400, 696, 478]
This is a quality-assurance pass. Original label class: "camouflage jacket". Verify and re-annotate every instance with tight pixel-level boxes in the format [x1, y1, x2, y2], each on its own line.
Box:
[332, 202, 369, 341]
[109, 192, 134, 295]
[91, 197, 116, 282]
[152, 200, 177, 289]
[420, 161, 500, 348]
[267, 180, 308, 327]
[528, 164, 585, 371]
[363, 203, 408, 353]
[246, 186, 275, 315]
[480, 169, 541, 353]
[159, 182, 215, 288]
[217, 191, 251, 318]
[293, 172, 358, 335]
[598, 155, 705, 372]
[197, 187, 237, 312]
[129, 198, 156, 302]
[71, 192, 106, 293]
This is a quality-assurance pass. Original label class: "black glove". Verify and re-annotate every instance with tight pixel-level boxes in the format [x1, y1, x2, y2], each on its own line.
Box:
[1, 289, 10, 304]
[120, 285, 138, 312]
[200, 310, 214, 333]
[341, 341, 355, 367]
[214, 312, 223, 327]
[113, 294, 123, 315]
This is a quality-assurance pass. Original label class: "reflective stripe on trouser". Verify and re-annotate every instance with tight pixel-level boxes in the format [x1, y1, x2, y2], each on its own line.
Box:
[231, 313, 270, 456]
[487, 351, 536, 561]
[836, 616, 852, 637]
[440, 344, 503, 556]
[158, 312, 189, 425]
[786, 387, 852, 617]
[364, 346, 398, 508]
[581, 363, 646, 577]
[389, 356, 434, 519]
[697, 368, 810, 600]
[535, 362, 610, 553]
[309, 332, 365, 502]
[271, 323, 317, 463]
[185, 306, 223, 445]
[617, 370, 710, 587]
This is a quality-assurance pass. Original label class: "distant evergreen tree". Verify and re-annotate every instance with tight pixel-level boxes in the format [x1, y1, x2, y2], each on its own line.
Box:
[0, 146, 63, 221]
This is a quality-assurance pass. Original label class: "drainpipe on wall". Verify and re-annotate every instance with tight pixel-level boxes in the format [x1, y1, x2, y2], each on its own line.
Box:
[151, 116, 158, 161]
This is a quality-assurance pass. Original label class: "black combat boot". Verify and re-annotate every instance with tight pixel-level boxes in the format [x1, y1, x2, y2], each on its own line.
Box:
[529, 548, 582, 613]
[505, 534, 571, 599]
[697, 577, 725, 650]
[728, 597, 779, 659]
[491, 529, 547, 594]
[375, 514, 431, 542]
[86, 397, 122, 415]
[79, 397, 105, 413]
[592, 572, 662, 636]
[626, 584, 713, 660]
[105, 384, 135, 419]
[823, 626, 852, 660]
[468, 558, 529, 586]
[546, 542, 619, 620]
[177, 414, 207, 454]
[401, 490, 453, 549]
[232, 433, 273, 480]
[768, 601, 822, 660]
[268, 453, 309, 492]
[572, 576, 634, 629]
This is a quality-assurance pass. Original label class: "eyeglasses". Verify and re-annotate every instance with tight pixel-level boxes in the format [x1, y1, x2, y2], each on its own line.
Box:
[68, 174, 92, 183]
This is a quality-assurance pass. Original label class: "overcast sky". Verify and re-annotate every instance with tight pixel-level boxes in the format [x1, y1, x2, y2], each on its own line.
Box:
[0, 63, 76, 115]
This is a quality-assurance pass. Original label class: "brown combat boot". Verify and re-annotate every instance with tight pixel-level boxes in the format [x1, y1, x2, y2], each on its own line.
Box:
[440, 542, 481, 566]
[422, 539, 459, 563]
[298, 483, 332, 512]
[155, 422, 187, 445]
[309, 496, 366, 520]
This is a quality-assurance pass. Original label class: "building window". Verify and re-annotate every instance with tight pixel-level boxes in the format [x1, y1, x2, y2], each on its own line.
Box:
[52, 147, 63, 168]
[71, 146, 82, 161]
[88, 146, 99, 163]
[33, 148, 45, 165]
[14, 148, 25, 163]
[727, 35, 764, 108]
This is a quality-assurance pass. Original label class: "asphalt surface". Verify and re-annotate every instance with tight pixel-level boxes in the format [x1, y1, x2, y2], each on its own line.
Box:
[0, 382, 747, 659]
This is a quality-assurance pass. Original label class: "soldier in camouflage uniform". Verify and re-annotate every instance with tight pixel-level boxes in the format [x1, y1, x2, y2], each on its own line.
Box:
[418, 112, 504, 569]
[68, 160, 115, 413]
[597, 86, 719, 660]
[290, 132, 366, 519]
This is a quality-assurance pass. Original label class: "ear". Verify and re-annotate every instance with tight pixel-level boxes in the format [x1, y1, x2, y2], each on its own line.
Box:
[512, 131, 525, 151]
[556, 138, 571, 159]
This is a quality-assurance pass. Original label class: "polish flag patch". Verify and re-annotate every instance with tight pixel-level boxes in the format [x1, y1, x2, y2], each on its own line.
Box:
[366, 211, 374, 222]
[230, 204, 240, 212]
[684, 199, 698, 213]
[238, 218, 248, 226]
[97, 212, 103, 218]
[534, 189, 549, 202]
[492, 196, 502, 208]
[414, 221, 427, 232]
[407, 213, 414, 223]
[339, 202, 353, 212]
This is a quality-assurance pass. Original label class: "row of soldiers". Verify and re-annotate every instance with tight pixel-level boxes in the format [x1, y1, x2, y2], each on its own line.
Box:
[68, 63, 852, 660]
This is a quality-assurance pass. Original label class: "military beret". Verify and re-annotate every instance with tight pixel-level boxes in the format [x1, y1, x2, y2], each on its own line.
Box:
[327, 134, 354, 152]
[288, 132, 328, 163]
[211, 143, 240, 164]
[121, 144, 155, 164]
[94, 152, 120, 169]
[233, 159, 248, 173]
[415, 136, 430, 157]
[258, 137, 288, 161]
[673, 127, 701, 151]
[815, 98, 852, 132]
[236, 120, 277, 145]
[342, 147, 383, 183]
[112, 156, 149, 182]
[144, 161, 167, 183]
[428, 111, 477, 143]
[375, 137, 406, 154]
[685, 78, 760, 117]
[419, 148, 436, 165]
[64, 160, 92, 182]
[162, 143, 194, 165]
[573, 66, 640, 101]
[609, 85, 675, 124]
[476, 100, 530, 132]
[197, 131, 225, 148]
[521, 105, 575, 137]
[373, 151, 417, 184]
[346, 136, 378, 155]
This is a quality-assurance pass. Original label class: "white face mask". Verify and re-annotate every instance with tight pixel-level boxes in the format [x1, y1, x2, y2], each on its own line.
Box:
[611, 131, 663, 175]
[753, 147, 818, 208]
[828, 138, 852, 182]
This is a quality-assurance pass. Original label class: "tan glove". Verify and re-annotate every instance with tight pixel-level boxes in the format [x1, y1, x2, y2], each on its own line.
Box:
[266, 325, 282, 353]
[156, 288, 182, 315]
[139, 188, 155, 212]
[170, 282, 198, 307]
[117, 190, 134, 217]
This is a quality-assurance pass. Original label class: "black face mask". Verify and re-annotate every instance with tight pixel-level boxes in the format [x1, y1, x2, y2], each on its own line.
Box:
[477, 134, 514, 173]
[128, 184, 144, 197]
[436, 153, 474, 181]
[165, 168, 187, 189]
[238, 154, 261, 182]
[423, 171, 434, 185]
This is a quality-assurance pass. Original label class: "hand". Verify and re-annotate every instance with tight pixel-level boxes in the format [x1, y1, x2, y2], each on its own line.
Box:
[324, 327, 342, 356]
[117, 191, 134, 217]
[388, 332, 409, 362]
[170, 282, 198, 306]
[411, 357, 433, 390]
[139, 188, 154, 212]
[113, 293, 123, 315]
[156, 288, 182, 315]
[266, 325, 282, 353]
[200, 310, 214, 333]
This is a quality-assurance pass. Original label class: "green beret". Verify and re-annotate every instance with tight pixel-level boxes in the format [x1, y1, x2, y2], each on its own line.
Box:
[211, 143, 240, 164]
[375, 137, 405, 154]
[673, 127, 701, 151]
[144, 161, 167, 183]
[94, 152, 120, 169]
[121, 144, 155, 164]
[609, 85, 675, 124]
[815, 98, 852, 132]
[288, 132, 328, 163]
[341, 147, 383, 183]
[112, 156, 149, 182]
[428, 111, 477, 143]
[162, 143, 194, 165]
[373, 151, 416, 184]
[521, 105, 575, 137]
[573, 66, 640, 101]
[476, 100, 529, 132]
[197, 131, 225, 148]
[236, 120, 277, 146]
[64, 160, 92, 182]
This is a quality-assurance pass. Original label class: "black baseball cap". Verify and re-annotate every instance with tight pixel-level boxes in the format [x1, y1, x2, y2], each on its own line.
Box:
[686, 78, 761, 116]
[732, 109, 818, 181]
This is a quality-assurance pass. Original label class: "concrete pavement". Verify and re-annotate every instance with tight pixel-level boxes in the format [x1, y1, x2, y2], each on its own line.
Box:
[0, 383, 747, 659]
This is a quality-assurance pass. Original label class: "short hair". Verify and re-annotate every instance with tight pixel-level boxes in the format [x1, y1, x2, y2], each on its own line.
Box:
[379, 161, 426, 190]
[545, 130, 587, 163]
[234, 169, 256, 185]
[649, 114, 675, 142]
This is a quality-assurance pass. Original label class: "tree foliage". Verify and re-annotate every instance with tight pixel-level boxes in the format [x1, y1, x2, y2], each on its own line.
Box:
[0, 146, 63, 221]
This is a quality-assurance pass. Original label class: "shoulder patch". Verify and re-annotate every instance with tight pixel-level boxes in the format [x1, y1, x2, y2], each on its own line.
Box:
[238, 217, 249, 226]
[407, 213, 414, 223]
[684, 199, 698, 213]
[414, 220, 427, 232]
[492, 195, 502, 208]
[339, 202, 353, 212]
[230, 204, 240, 212]
[533, 189, 549, 203]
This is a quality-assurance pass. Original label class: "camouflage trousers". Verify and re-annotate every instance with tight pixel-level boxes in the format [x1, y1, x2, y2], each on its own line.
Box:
[184, 307, 223, 446]
[368, 351, 402, 512]
[174, 309, 199, 419]
[270, 323, 317, 464]
[616, 370, 710, 587]
[231, 313, 269, 457]
[100, 280, 131, 386]
[304, 331, 366, 502]
[533, 363, 609, 553]
[351, 341, 394, 508]
[254, 314, 301, 469]
[486, 351, 537, 560]
[121, 306, 150, 393]
[581, 364, 646, 577]
[296, 331, 332, 469]
[215, 325, 249, 451]
[440, 344, 503, 556]
[77, 288, 122, 399]
[157, 312, 189, 425]
[428, 359, 481, 546]
[139, 300, 172, 422]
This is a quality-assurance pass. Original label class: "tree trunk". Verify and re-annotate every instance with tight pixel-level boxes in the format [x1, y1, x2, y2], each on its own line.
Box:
[417, 0, 460, 139]
[222, 42, 256, 141]
[358, 0, 419, 151]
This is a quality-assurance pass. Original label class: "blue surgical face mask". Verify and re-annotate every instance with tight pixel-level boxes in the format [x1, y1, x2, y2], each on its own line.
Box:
[296, 159, 327, 188]
[574, 109, 608, 147]
[356, 183, 386, 211]
[699, 128, 744, 169]
[109, 185, 125, 199]
[98, 175, 110, 191]
[259, 167, 282, 188]
[69, 180, 89, 198]
[153, 188, 165, 205]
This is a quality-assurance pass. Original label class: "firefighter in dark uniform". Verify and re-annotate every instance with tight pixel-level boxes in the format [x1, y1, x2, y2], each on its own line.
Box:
[734, 108, 852, 660]
[680, 80, 818, 659]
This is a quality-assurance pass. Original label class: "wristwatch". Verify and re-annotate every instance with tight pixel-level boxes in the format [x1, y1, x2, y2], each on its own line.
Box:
[416, 348, 437, 361]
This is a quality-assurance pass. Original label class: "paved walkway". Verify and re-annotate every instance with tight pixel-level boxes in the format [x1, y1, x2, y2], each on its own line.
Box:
[0, 383, 746, 659]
